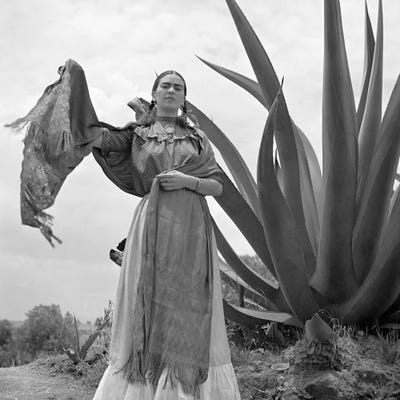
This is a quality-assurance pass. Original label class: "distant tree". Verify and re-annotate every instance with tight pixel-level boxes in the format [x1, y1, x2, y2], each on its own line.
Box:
[0, 320, 15, 367]
[22, 304, 66, 356]
[0, 320, 12, 347]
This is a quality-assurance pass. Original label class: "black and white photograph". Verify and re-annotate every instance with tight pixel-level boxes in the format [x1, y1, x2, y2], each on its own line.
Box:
[1, 0, 400, 398]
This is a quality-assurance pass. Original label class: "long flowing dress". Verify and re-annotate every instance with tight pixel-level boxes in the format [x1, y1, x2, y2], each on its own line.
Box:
[7, 59, 241, 399]
[92, 121, 241, 400]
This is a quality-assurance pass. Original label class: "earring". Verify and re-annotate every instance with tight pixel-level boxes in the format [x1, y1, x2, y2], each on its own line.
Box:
[149, 99, 156, 110]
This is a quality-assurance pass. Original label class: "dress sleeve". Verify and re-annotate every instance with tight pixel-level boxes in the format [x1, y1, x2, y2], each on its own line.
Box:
[101, 127, 134, 157]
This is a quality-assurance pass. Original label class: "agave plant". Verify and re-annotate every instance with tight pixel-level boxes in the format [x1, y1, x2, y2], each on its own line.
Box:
[189, 0, 400, 327]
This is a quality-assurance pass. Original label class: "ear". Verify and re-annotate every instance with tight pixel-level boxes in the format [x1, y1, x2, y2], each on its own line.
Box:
[151, 91, 156, 100]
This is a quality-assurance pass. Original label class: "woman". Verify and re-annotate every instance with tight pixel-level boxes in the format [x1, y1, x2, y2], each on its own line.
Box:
[9, 61, 241, 399]
[90, 71, 240, 399]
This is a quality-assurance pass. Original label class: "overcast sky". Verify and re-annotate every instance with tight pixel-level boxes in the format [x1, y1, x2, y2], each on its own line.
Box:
[1, 0, 399, 323]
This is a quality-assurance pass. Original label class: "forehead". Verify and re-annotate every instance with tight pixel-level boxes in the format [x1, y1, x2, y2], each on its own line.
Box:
[158, 74, 185, 87]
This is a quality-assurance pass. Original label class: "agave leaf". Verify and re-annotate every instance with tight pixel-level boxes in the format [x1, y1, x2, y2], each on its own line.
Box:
[213, 220, 290, 312]
[311, 0, 358, 302]
[80, 310, 111, 360]
[219, 257, 274, 310]
[271, 82, 316, 277]
[214, 168, 277, 278]
[386, 185, 400, 226]
[225, 0, 280, 107]
[274, 150, 284, 193]
[186, 101, 259, 217]
[257, 90, 318, 322]
[356, 1, 376, 133]
[356, 0, 383, 213]
[197, 56, 265, 105]
[338, 240, 400, 324]
[304, 313, 334, 343]
[353, 75, 400, 285]
[295, 131, 322, 256]
[381, 309, 400, 324]
[374, 184, 400, 273]
[73, 314, 81, 355]
[223, 299, 302, 328]
[197, 58, 321, 254]
[223, 0, 321, 228]
[380, 323, 400, 330]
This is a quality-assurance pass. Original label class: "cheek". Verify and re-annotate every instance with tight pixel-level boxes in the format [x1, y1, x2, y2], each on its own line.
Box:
[154, 91, 164, 102]
[177, 93, 185, 103]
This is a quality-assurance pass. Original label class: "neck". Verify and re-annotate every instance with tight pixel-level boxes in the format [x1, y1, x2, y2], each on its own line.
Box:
[156, 109, 179, 118]
[156, 115, 179, 123]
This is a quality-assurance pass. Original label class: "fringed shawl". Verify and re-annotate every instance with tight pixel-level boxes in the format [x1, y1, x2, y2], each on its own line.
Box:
[6, 60, 101, 245]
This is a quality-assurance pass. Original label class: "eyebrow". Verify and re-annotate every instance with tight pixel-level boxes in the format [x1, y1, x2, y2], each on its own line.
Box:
[160, 82, 183, 88]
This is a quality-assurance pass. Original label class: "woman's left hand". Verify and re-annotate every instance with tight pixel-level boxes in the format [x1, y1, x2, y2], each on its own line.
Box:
[157, 170, 193, 191]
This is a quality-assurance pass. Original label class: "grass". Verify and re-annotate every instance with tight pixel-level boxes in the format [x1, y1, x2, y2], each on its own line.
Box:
[13, 321, 400, 400]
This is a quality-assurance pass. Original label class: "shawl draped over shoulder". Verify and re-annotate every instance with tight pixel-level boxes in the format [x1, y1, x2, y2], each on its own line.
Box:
[7, 59, 222, 244]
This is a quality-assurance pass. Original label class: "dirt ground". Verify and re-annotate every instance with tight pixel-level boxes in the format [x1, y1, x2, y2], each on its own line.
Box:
[0, 363, 95, 400]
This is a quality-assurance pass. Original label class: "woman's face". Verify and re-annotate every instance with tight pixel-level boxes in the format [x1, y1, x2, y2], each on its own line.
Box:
[152, 74, 185, 115]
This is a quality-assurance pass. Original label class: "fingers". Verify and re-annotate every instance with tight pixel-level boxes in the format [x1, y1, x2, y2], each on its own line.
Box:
[157, 171, 183, 191]
[157, 171, 177, 179]
[159, 175, 173, 184]
[160, 182, 176, 191]
[159, 175, 174, 191]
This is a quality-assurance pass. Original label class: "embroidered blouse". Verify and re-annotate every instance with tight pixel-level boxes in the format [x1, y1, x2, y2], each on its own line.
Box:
[100, 121, 223, 195]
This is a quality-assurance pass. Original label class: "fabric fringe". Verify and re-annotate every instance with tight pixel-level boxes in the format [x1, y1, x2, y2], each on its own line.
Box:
[55, 130, 73, 155]
[4, 118, 30, 132]
[20, 123, 74, 164]
[117, 351, 147, 385]
[119, 350, 207, 399]
[35, 211, 62, 247]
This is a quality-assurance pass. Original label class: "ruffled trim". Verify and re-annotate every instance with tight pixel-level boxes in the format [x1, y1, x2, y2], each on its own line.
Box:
[134, 122, 205, 150]
[93, 362, 241, 400]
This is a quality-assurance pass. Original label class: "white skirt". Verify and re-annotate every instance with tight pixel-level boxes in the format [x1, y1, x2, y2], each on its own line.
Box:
[93, 196, 241, 400]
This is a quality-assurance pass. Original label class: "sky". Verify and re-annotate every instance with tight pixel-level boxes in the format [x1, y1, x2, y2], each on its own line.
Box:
[1, 0, 400, 323]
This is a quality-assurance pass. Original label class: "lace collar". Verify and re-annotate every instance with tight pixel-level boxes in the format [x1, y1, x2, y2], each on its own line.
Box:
[134, 122, 204, 149]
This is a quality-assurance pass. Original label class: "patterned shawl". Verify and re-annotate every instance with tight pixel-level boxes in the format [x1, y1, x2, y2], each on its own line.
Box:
[6, 60, 101, 245]
[123, 163, 221, 397]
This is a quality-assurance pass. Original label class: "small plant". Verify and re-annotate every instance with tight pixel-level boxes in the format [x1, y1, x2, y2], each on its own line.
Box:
[63, 303, 112, 364]
[376, 328, 400, 364]
[284, 313, 358, 370]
